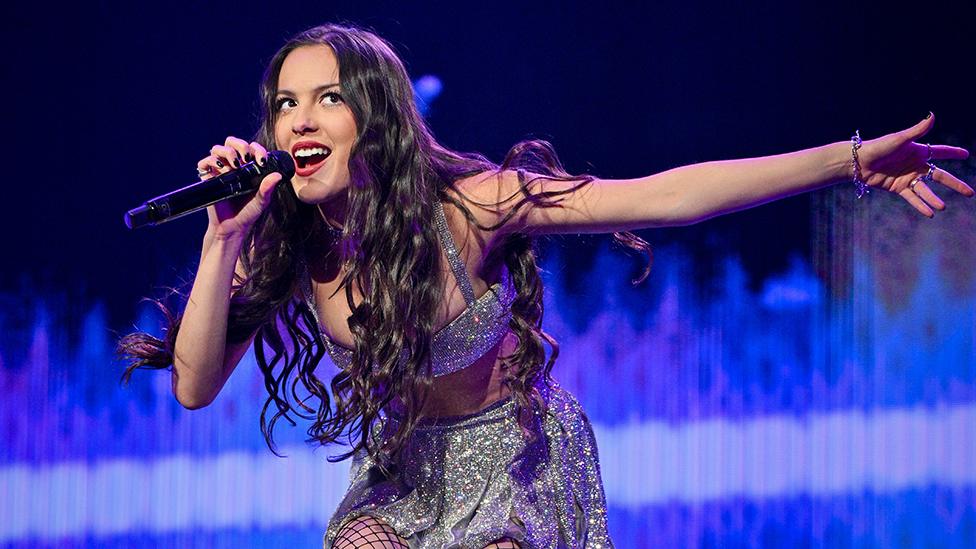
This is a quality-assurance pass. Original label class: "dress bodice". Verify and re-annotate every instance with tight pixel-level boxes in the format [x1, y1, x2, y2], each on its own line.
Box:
[302, 201, 516, 376]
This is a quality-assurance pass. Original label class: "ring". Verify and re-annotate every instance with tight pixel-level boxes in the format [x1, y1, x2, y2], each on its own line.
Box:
[923, 163, 937, 183]
[925, 143, 933, 162]
[910, 176, 923, 194]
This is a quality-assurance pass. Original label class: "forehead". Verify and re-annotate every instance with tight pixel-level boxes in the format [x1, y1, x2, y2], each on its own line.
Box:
[277, 45, 340, 91]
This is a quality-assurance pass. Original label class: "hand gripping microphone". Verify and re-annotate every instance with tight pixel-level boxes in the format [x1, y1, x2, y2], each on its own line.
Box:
[123, 150, 296, 229]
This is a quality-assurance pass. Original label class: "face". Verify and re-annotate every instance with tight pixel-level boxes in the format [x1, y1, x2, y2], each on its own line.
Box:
[273, 45, 358, 207]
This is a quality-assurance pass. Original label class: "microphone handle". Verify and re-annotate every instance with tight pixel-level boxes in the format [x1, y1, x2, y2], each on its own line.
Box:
[124, 151, 294, 229]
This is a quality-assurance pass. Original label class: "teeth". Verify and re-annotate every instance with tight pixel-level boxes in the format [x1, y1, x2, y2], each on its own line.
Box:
[294, 147, 330, 158]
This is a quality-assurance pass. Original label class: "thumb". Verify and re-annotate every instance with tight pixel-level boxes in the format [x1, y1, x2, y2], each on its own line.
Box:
[253, 172, 283, 207]
[905, 111, 935, 140]
[248, 172, 281, 212]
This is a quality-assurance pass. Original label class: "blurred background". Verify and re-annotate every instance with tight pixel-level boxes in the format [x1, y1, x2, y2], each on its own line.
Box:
[2, 1, 974, 547]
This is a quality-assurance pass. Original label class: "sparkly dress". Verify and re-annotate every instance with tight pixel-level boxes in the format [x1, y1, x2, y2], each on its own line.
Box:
[308, 203, 614, 549]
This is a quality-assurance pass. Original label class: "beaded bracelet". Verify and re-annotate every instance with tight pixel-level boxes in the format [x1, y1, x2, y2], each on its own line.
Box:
[851, 130, 869, 199]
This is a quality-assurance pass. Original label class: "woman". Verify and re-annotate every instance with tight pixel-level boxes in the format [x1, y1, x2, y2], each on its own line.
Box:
[120, 23, 972, 549]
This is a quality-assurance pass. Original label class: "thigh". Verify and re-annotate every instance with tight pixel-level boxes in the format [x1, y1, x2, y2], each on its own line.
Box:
[332, 515, 408, 549]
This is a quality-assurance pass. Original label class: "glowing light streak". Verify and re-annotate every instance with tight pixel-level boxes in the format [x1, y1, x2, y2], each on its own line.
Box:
[2, 404, 973, 542]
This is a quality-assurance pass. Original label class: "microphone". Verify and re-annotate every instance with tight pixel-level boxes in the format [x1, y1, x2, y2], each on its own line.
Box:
[123, 150, 295, 229]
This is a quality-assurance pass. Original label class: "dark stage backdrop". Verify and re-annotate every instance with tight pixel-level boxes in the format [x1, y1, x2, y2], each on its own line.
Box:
[2, 2, 974, 547]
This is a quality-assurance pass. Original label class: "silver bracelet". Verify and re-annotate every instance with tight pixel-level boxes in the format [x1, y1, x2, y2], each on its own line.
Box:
[851, 130, 869, 199]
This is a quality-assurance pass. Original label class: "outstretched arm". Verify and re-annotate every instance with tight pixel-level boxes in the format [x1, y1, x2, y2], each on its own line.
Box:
[461, 114, 972, 235]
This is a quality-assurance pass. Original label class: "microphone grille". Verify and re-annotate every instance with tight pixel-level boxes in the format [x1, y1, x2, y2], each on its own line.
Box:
[266, 150, 296, 179]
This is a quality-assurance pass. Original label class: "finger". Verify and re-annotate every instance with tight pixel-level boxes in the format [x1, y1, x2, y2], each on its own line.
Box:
[249, 141, 269, 166]
[224, 136, 251, 166]
[910, 179, 945, 211]
[197, 155, 225, 179]
[929, 144, 970, 161]
[931, 167, 976, 197]
[899, 187, 935, 218]
[196, 157, 217, 180]
[905, 112, 935, 140]
[209, 145, 237, 171]
[255, 173, 283, 205]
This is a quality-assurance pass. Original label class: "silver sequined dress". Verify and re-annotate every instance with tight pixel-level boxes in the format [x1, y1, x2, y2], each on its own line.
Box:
[309, 203, 614, 548]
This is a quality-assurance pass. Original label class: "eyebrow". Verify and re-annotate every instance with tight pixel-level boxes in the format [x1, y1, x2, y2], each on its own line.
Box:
[275, 83, 341, 97]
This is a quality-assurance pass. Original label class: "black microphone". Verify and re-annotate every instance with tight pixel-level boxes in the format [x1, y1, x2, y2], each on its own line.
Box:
[124, 150, 296, 229]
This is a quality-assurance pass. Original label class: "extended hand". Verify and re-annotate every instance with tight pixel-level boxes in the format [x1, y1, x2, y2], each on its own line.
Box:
[858, 113, 973, 217]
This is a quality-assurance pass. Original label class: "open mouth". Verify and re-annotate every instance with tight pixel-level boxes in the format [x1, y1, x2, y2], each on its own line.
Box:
[291, 142, 333, 175]
[294, 147, 331, 169]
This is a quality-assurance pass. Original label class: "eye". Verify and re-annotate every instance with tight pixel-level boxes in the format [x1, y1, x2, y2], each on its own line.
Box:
[275, 97, 297, 112]
[320, 92, 344, 106]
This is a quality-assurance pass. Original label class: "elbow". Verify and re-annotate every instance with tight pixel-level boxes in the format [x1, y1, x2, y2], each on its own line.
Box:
[171, 361, 216, 410]
[176, 394, 212, 410]
[658, 190, 705, 227]
[174, 385, 214, 410]
[667, 185, 738, 227]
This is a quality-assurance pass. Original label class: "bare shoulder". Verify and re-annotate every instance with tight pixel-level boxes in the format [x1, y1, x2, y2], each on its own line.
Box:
[451, 169, 516, 210]
[437, 171, 500, 238]
[452, 168, 563, 203]
[449, 169, 597, 236]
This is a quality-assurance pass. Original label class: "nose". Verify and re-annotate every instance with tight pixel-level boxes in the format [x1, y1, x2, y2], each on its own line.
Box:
[291, 104, 319, 136]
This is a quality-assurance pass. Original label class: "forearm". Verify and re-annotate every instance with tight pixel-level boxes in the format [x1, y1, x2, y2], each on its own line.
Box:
[665, 140, 851, 225]
[173, 234, 245, 408]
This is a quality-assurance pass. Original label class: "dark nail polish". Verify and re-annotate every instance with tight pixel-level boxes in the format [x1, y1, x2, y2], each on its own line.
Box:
[926, 111, 933, 119]
[259, 157, 266, 166]
[234, 158, 241, 168]
[216, 159, 224, 168]
[245, 153, 254, 163]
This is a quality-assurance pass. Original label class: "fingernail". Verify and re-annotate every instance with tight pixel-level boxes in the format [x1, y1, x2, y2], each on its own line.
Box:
[259, 157, 266, 166]
[926, 111, 933, 119]
[245, 153, 254, 163]
[234, 158, 241, 168]
[216, 159, 224, 168]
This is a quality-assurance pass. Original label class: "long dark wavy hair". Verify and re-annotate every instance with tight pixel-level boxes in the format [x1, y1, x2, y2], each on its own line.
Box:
[119, 23, 649, 465]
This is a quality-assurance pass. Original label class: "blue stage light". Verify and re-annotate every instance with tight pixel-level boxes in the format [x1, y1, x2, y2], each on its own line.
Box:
[413, 75, 443, 116]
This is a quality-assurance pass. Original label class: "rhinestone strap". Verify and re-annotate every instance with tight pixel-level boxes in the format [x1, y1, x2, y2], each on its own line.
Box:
[432, 201, 476, 304]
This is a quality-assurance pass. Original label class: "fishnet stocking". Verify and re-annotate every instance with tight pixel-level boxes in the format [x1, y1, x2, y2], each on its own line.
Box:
[482, 539, 521, 549]
[333, 515, 408, 549]
[332, 515, 522, 549]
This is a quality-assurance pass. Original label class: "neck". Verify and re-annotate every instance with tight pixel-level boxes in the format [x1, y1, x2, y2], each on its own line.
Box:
[317, 192, 348, 232]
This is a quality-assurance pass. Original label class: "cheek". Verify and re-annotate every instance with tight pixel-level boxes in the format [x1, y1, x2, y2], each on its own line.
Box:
[273, 123, 287, 149]
[334, 111, 358, 148]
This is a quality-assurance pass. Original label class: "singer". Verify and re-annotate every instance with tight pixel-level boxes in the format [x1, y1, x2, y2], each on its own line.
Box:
[119, 23, 973, 549]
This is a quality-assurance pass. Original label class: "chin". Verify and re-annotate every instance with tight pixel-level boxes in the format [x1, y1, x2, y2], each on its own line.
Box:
[292, 176, 346, 205]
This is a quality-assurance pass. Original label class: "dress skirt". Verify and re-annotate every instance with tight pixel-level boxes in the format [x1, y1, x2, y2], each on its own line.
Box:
[323, 383, 614, 548]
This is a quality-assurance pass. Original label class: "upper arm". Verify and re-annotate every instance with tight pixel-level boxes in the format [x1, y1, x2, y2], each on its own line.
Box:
[453, 169, 685, 237]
